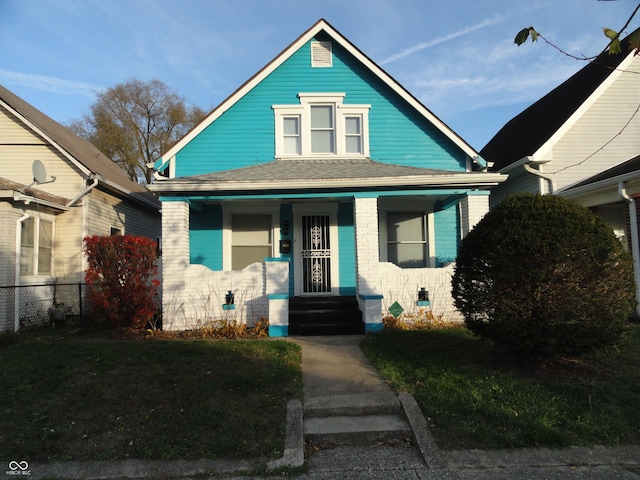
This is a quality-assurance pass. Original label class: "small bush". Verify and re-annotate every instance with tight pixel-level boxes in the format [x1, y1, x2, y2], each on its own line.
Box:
[84, 235, 160, 332]
[452, 193, 635, 357]
[383, 309, 447, 330]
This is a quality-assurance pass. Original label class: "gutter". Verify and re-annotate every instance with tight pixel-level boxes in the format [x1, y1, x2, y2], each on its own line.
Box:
[147, 172, 508, 194]
[523, 156, 556, 194]
[12, 192, 69, 211]
[619, 182, 640, 315]
[66, 177, 99, 207]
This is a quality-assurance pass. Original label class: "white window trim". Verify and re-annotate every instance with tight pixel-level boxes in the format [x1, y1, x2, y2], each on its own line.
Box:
[273, 93, 370, 159]
[18, 214, 55, 280]
[379, 206, 435, 268]
[222, 204, 280, 271]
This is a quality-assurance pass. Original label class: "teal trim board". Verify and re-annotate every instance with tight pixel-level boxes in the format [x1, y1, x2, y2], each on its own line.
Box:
[269, 325, 289, 337]
[337, 202, 356, 295]
[365, 323, 384, 333]
[268, 293, 289, 300]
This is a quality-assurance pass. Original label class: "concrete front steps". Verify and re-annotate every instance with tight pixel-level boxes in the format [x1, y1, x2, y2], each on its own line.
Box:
[303, 392, 412, 446]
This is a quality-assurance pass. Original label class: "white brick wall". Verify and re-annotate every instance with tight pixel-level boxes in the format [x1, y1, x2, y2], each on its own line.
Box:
[162, 261, 290, 330]
[377, 262, 463, 322]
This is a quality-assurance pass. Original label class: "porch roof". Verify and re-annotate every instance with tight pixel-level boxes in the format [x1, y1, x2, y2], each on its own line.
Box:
[0, 177, 70, 211]
[149, 159, 506, 194]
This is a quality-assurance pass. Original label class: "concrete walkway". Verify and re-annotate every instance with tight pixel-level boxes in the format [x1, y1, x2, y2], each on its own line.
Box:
[28, 335, 640, 479]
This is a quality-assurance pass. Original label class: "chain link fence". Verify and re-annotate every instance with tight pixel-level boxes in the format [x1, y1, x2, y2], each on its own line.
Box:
[0, 283, 89, 332]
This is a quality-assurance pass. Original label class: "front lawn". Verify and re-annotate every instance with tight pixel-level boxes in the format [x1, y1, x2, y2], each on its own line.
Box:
[0, 330, 302, 462]
[361, 324, 640, 450]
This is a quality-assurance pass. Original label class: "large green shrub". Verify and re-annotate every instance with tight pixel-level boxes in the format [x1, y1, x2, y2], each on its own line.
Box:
[452, 193, 635, 357]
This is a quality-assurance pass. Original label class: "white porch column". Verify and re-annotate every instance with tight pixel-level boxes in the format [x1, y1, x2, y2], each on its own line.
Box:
[354, 196, 383, 332]
[161, 201, 190, 330]
[459, 192, 490, 238]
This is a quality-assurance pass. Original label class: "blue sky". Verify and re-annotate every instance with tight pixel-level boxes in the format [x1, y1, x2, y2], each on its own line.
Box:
[1, 0, 638, 150]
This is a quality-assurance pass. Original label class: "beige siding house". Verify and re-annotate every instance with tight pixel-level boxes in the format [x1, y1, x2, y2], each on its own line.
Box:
[480, 30, 640, 314]
[0, 84, 161, 331]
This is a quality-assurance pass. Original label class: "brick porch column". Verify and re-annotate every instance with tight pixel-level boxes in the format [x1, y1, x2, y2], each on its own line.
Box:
[161, 200, 190, 330]
[354, 196, 383, 332]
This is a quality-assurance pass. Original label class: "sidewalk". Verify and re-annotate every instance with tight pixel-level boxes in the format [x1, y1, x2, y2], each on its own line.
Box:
[27, 335, 640, 479]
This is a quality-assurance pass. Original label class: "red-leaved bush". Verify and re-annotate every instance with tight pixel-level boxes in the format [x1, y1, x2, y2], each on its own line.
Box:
[84, 235, 160, 331]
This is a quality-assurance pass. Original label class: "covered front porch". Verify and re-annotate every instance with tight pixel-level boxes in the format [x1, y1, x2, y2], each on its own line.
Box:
[159, 189, 489, 335]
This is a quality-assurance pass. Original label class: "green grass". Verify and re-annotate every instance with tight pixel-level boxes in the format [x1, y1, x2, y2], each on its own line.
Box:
[361, 324, 640, 450]
[0, 329, 302, 462]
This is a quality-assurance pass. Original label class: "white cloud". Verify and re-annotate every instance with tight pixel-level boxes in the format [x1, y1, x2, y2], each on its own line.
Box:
[380, 15, 505, 65]
[0, 69, 101, 98]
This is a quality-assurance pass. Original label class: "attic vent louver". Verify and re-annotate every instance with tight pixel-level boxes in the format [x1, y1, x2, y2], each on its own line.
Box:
[311, 41, 332, 67]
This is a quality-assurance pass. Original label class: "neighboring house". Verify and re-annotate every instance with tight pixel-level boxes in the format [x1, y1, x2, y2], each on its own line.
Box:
[560, 155, 640, 314]
[0, 84, 161, 332]
[480, 29, 640, 314]
[149, 19, 506, 336]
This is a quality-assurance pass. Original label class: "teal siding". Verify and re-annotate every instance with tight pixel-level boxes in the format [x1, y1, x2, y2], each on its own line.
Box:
[337, 202, 356, 295]
[433, 201, 460, 266]
[175, 36, 466, 177]
[190, 204, 223, 270]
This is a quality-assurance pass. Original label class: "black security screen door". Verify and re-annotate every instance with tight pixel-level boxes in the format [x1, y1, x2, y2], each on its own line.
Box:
[301, 214, 331, 293]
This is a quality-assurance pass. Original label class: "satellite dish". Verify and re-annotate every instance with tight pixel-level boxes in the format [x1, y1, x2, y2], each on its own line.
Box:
[32, 160, 47, 184]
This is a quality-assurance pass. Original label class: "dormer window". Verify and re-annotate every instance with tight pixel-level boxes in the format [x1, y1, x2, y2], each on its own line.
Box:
[273, 93, 370, 159]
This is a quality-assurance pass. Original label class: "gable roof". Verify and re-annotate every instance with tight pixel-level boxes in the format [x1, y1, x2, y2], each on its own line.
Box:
[481, 29, 640, 171]
[0, 84, 159, 210]
[158, 18, 480, 168]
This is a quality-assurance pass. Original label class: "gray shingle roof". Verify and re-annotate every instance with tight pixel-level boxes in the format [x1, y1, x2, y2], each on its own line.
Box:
[170, 159, 458, 183]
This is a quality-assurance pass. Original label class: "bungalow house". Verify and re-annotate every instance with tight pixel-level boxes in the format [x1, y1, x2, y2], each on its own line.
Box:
[149, 19, 506, 335]
[0, 84, 161, 332]
[480, 29, 640, 314]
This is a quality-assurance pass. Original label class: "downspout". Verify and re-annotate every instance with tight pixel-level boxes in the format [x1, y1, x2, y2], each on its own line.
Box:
[15, 213, 29, 332]
[523, 156, 557, 194]
[618, 182, 640, 315]
[66, 177, 99, 207]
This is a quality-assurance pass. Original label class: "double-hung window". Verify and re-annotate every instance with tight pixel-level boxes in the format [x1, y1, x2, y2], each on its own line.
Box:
[310, 105, 335, 153]
[230, 214, 273, 270]
[283, 116, 301, 155]
[273, 93, 370, 158]
[20, 216, 53, 277]
[384, 212, 429, 268]
[345, 115, 362, 154]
